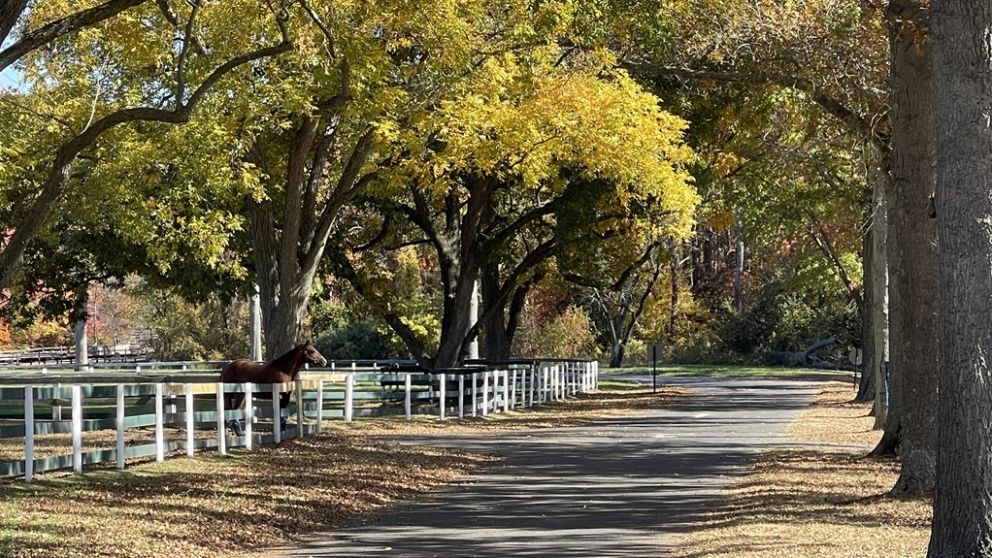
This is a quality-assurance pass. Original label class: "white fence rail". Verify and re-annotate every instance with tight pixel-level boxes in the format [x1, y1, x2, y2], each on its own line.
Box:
[0, 359, 599, 481]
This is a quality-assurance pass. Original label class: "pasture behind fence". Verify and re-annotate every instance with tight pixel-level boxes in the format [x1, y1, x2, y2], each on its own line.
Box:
[0, 359, 599, 481]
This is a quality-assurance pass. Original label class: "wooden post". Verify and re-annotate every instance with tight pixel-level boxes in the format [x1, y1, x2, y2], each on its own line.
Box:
[272, 383, 281, 444]
[71, 385, 82, 474]
[458, 374, 465, 419]
[185, 383, 195, 457]
[438, 373, 446, 419]
[244, 382, 253, 450]
[215, 382, 226, 455]
[404, 374, 412, 420]
[116, 384, 126, 468]
[482, 371, 489, 416]
[345, 369, 355, 422]
[155, 383, 165, 462]
[316, 379, 324, 433]
[295, 378, 304, 437]
[472, 373, 478, 417]
[24, 386, 33, 482]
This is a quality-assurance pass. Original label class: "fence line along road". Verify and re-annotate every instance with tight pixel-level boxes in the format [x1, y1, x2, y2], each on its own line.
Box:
[0, 359, 599, 482]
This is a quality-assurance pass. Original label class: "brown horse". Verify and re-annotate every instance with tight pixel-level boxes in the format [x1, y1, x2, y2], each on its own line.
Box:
[220, 343, 327, 435]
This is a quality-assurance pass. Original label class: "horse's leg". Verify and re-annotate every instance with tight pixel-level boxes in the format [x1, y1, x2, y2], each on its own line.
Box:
[280, 391, 291, 430]
[227, 392, 245, 436]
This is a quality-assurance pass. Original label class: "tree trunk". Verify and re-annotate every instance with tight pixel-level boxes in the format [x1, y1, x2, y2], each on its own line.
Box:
[479, 265, 512, 362]
[928, 2, 992, 554]
[884, 0, 938, 495]
[609, 341, 627, 368]
[668, 241, 681, 344]
[733, 215, 744, 314]
[468, 280, 480, 359]
[249, 284, 263, 361]
[870, 155, 892, 433]
[855, 223, 876, 403]
[433, 251, 476, 369]
[72, 287, 89, 371]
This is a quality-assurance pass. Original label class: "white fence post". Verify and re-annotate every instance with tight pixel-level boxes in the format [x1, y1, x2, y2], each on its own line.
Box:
[502, 370, 510, 413]
[438, 373, 446, 420]
[316, 379, 324, 433]
[404, 374, 412, 420]
[471, 373, 478, 417]
[155, 383, 165, 462]
[511, 369, 517, 409]
[71, 385, 82, 474]
[482, 371, 489, 416]
[295, 378, 304, 437]
[215, 382, 226, 456]
[245, 382, 254, 450]
[185, 383, 195, 456]
[458, 374, 465, 418]
[116, 384, 126, 468]
[272, 383, 282, 444]
[345, 370, 355, 422]
[24, 386, 33, 482]
[529, 366, 535, 407]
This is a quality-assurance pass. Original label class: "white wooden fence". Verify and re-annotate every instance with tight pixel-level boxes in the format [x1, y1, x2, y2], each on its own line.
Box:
[0, 359, 599, 481]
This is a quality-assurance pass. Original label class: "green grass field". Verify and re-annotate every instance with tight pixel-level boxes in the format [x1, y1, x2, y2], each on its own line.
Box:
[604, 364, 856, 382]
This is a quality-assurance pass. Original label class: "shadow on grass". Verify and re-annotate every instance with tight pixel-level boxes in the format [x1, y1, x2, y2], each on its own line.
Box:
[669, 448, 931, 558]
[0, 431, 492, 558]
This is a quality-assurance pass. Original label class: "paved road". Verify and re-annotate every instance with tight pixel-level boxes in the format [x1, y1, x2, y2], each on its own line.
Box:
[264, 376, 821, 558]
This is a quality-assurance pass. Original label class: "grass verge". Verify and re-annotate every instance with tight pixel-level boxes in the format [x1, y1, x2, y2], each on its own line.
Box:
[324, 383, 687, 436]
[608, 364, 855, 382]
[671, 383, 931, 558]
[0, 383, 682, 558]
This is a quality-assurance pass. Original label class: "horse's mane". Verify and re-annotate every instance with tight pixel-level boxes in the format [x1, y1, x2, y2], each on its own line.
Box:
[269, 344, 305, 367]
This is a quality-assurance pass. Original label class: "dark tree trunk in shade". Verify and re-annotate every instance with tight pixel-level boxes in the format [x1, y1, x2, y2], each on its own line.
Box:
[880, 0, 938, 495]
[928, 2, 992, 555]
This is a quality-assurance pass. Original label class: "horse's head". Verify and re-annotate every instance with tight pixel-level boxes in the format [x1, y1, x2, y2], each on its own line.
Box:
[301, 342, 327, 368]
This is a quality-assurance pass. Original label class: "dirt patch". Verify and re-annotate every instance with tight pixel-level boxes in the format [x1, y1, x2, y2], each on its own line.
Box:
[671, 383, 932, 558]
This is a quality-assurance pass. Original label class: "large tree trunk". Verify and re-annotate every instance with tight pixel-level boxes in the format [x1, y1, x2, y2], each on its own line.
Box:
[246, 117, 375, 360]
[479, 265, 512, 362]
[883, 0, 938, 495]
[433, 250, 477, 369]
[928, 2, 992, 555]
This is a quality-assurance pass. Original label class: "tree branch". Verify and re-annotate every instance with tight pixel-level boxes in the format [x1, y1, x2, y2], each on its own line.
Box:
[621, 61, 884, 149]
[0, 0, 149, 73]
[0, 25, 293, 289]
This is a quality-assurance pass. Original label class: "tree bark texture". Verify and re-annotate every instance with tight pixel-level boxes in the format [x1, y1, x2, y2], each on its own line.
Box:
[248, 118, 375, 358]
[928, 1, 992, 555]
[884, 0, 938, 495]
[870, 155, 893, 433]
